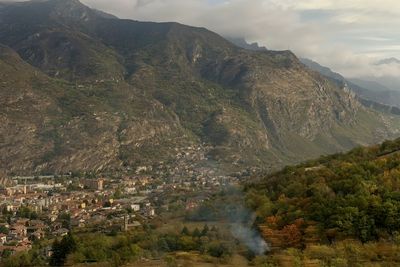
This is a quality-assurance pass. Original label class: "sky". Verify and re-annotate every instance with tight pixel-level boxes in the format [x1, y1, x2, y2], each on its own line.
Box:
[78, 0, 400, 80]
[8, 0, 400, 81]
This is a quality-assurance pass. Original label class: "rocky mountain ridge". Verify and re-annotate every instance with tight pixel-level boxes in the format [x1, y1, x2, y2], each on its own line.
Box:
[0, 0, 399, 175]
[301, 58, 400, 110]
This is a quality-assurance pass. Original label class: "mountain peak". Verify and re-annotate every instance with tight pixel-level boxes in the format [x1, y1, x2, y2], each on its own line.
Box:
[226, 37, 268, 51]
[0, 0, 399, 174]
[375, 57, 400, 65]
[45, 0, 104, 21]
[30, 0, 83, 5]
[2, 0, 117, 22]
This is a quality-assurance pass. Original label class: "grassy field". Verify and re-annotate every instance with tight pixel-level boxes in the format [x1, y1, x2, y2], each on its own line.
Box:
[126, 254, 250, 267]
[70, 254, 250, 267]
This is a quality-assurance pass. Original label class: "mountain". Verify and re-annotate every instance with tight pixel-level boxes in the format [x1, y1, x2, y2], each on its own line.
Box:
[301, 58, 400, 109]
[375, 57, 400, 65]
[0, 0, 399, 175]
[349, 79, 400, 109]
[348, 78, 392, 92]
[361, 76, 400, 92]
[300, 58, 345, 83]
[225, 37, 268, 51]
[357, 58, 400, 91]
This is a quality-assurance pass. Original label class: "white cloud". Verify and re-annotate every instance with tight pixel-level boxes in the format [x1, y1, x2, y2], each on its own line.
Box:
[78, 0, 400, 79]
[6, 0, 400, 81]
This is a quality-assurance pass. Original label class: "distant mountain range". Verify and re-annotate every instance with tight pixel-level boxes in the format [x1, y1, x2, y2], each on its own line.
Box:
[356, 57, 400, 92]
[348, 78, 392, 92]
[375, 57, 400, 65]
[300, 58, 400, 110]
[0, 0, 399, 175]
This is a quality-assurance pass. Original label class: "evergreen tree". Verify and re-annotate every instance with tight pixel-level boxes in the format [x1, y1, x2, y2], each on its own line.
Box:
[201, 224, 209, 236]
[49, 239, 63, 266]
[49, 233, 76, 266]
[192, 228, 201, 237]
[181, 226, 190, 236]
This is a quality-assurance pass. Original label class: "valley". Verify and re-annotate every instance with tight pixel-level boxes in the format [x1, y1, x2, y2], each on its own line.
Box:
[1, 0, 400, 266]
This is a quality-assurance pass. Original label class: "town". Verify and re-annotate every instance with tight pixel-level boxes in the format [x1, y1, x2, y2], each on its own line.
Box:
[0, 145, 242, 260]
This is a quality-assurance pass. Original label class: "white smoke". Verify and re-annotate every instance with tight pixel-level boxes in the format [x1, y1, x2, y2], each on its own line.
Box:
[232, 223, 270, 255]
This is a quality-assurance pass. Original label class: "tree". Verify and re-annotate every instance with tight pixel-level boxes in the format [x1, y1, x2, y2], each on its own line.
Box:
[2, 206, 10, 215]
[50, 234, 77, 266]
[158, 238, 170, 251]
[181, 226, 190, 236]
[192, 228, 201, 237]
[178, 236, 197, 251]
[199, 236, 210, 254]
[17, 206, 37, 219]
[356, 213, 376, 242]
[207, 241, 232, 258]
[50, 239, 63, 266]
[0, 225, 9, 234]
[113, 188, 123, 199]
[282, 224, 302, 248]
[201, 224, 209, 236]
[59, 213, 71, 230]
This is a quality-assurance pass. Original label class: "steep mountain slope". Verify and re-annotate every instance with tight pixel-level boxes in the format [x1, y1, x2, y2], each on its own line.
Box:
[0, 43, 191, 174]
[0, 0, 399, 175]
[301, 58, 400, 109]
[300, 58, 344, 83]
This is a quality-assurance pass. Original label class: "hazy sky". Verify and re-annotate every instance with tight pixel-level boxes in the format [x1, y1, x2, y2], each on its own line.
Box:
[8, 0, 400, 79]
[78, 0, 400, 79]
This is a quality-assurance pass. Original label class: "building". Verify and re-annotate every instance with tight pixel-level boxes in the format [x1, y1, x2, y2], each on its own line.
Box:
[131, 204, 140, 212]
[83, 179, 104, 191]
[0, 234, 7, 244]
[9, 224, 27, 238]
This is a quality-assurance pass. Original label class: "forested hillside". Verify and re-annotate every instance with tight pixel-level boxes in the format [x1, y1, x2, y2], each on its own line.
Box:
[245, 138, 400, 265]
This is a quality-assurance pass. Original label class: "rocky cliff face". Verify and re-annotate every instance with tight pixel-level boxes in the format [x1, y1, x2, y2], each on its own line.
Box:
[0, 0, 399, 175]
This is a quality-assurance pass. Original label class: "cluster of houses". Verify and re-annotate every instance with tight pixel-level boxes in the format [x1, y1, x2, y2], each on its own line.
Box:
[0, 176, 158, 257]
[0, 151, 242, 259]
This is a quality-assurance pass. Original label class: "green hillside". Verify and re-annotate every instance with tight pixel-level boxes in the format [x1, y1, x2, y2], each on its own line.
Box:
[246, 138, 400, 265]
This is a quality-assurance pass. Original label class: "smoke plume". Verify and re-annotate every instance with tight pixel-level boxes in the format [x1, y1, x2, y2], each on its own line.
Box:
[232, 223, 270, 255]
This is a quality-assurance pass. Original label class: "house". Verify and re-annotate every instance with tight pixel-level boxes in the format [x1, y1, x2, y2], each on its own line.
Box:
[53, 228, 69, 237]
[51, 222, 63, 231]
[30, 230, 45, 241]
[131, 204, 140, 212]
[9, 224, 27, 238]
[28, 220, 46, 232]
[42, 245, 53, 258]
[143, 207, 155, 217]
[0, 233, 7, 244]
[124, 187, 137, 194]
[15, 219, 29, 226]
[71, 218, 85, 228]
[48, 214, 58, 222]
[83, 179, 104, 191]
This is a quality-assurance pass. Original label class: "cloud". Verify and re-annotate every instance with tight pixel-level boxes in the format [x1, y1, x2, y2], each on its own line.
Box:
[78, 0, 400, 79]
[82, 0, 324, 54]
[5, 0, 400, 80]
